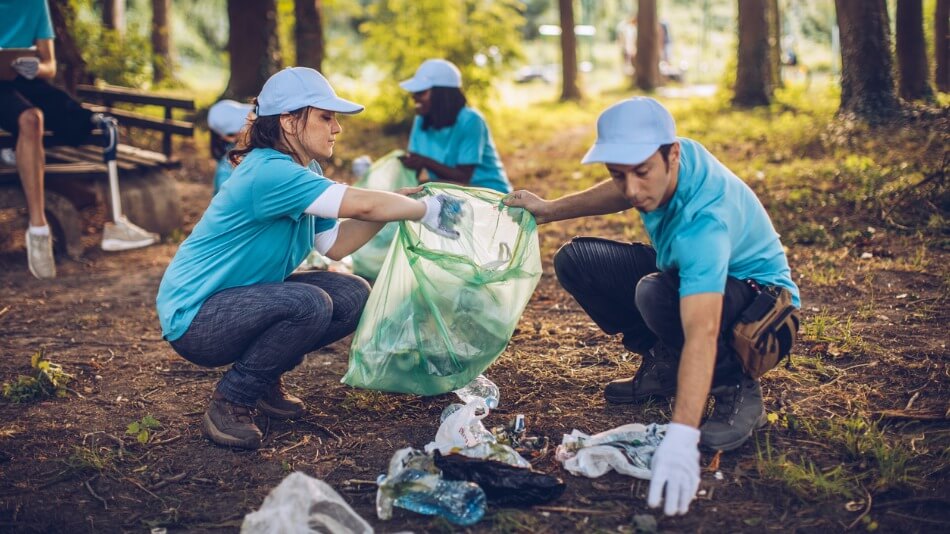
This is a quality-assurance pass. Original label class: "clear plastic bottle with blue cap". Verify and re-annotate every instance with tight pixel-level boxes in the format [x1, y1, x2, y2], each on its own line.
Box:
[453, 374, 500, 409]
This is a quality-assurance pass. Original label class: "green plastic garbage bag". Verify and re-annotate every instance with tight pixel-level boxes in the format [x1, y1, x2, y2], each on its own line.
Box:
[342, 183, 542, 396]
[350, 150, 419, 279]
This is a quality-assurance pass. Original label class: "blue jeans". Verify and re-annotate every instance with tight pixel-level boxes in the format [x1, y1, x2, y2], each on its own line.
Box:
[169, 271, 371, 406]
[553, 237, 756, 384]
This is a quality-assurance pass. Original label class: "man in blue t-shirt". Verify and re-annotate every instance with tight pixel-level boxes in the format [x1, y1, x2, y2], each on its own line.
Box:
[504, 98, 799, 517]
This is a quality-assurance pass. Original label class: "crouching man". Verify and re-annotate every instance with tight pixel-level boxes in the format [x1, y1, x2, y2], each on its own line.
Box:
[504, 97, 800, 515]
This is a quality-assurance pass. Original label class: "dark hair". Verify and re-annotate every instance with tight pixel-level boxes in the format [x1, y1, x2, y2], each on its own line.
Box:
[228, 100, 311, 165]
[421, 86, 467, 130]
[658, 143, 674, 171]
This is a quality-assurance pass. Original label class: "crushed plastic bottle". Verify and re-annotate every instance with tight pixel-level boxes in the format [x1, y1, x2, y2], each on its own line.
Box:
[453, 375, 500, 409]
[376, 448, 486, 526]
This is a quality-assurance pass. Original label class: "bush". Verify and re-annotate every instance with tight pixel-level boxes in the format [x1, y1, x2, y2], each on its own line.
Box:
[71, 15, 152, 87]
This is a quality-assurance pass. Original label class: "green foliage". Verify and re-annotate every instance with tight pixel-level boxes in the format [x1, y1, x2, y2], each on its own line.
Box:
[2, 352, 72, 403]
[70, 10, 152, 87]
[360, 0, 525, 125]
[126, 415, 162, 445]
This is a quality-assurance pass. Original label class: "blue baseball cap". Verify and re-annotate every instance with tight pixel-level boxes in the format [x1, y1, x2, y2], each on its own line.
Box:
[399, 59, 463, 92]
[257, 67, 364, 116]
[208, 100, 253, 136]
[582, 97, 677, 166]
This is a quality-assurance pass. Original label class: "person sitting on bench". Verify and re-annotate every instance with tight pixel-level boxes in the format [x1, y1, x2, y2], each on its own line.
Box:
[0, 0, 158, 280]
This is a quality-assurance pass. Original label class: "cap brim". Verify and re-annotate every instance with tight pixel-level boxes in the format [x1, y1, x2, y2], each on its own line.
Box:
[399, 77, 431, 93]
[581, 142, 659, 165]
[313, 96, 364, 115]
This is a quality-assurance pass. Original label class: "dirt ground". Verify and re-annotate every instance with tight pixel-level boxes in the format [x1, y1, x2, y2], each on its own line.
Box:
[0, 120, 948, 533]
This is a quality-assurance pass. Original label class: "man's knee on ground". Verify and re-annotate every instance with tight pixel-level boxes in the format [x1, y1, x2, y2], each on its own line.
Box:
[18, 108, 44, 138]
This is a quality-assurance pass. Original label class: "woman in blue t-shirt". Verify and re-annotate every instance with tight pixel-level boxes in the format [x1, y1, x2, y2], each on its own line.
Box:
[156, 67, 464, 450]
[398, 59, 511, 193]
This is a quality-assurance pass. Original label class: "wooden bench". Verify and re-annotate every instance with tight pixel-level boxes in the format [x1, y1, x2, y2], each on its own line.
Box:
[0, 83, 194, 258]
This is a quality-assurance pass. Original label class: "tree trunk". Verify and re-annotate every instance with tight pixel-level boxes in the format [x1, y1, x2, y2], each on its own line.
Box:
[101, 0, 125, 35]
[295, 0, 324, 71]
[558, 0, 581, 101]
[48, 0, 89, 93]
[834, 0, 900, 121]
[896, 0, 934, 101]
[151, 0, 173, 84]
[734, 0, 772, 106]
[635, 0, 661, 91]
[223, 0, 282, 101]
[937, 0, 949, 92]
[768, 0, 782, 89]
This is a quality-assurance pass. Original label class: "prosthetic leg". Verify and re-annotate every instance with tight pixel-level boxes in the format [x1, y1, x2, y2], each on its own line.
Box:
[95, 115, 160, 251]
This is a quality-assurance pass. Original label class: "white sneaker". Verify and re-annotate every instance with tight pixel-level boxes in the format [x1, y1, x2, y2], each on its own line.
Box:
[25, 230, 56, 279]
[101, 216, 159, 251]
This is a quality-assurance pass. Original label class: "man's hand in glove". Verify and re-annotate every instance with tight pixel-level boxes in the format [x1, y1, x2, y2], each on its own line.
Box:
[647, 423, 701, 516]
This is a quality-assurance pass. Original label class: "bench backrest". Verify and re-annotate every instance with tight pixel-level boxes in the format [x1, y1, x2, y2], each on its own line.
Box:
[76, 84, 195, 159]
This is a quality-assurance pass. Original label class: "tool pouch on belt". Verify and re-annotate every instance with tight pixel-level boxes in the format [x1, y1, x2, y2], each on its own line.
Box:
[731, 284, 800, 379]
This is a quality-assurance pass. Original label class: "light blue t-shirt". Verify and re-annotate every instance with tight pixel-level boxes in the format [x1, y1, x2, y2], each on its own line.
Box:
[212, 144, 236, 195]
[408, 106, 511, 193]
[640, 138, 800, 307]
[157, 148, 337, 340]
[0, 0, 54, 48]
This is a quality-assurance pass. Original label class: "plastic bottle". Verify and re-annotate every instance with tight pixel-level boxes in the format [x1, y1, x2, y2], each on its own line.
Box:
[391, 471, 486, 526]
[453, 375, 500, 409]
[440, 403, 465, 423]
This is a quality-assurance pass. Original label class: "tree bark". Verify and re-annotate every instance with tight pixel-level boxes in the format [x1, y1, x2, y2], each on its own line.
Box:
[636, 0, 661, 90]
[223, 0, 282, 101]
[768, 0, 782, 89]
[558, 0, 581, 101]
[295, 0, 324, 72]
[48, 0, 89, 93]
[896, 0, 934, 101]
[101, 0, 125, 35]
[734, 0, 772, 106]
[151, 0, 173, 83]
[937, 0, 949, 92]
[834, 0, 901, 121]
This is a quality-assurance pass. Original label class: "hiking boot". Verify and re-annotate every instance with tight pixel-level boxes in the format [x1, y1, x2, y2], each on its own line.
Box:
[256, 379, 306, 420]
[700, 375, 768, 451]
[202, 396, 262, 449]
[604, 343, 678, 404]
[25, 230, 56, 279]
[101, 216, 159, 251]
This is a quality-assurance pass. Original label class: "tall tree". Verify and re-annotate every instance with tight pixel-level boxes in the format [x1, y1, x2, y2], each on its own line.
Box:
[734, 0, 772, 106]
[223, 0, 282, 100]
[896, 0, 934, 101]
[295, 0, 324, 71]
[49, 0, 89, 93]
[768, 0, 782, 89]
[101, 0, 125, 35]
[151, 0, 173, 83]
[558, 0, 581, 101]
[834, 0, 900, 121]
[938, 0, 950, 92]
[635, 0, 661, 90]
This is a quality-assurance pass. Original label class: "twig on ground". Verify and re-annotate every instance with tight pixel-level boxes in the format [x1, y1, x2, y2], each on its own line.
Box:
[124, 477, 162, 501]
[534, 505, 613, 515]
[149, 471, 187, 491]
[846, 484, 871, 530]
[904, 391, 920, 411]
[278, 435, 311, 454]
[151, 434, 182, 446]
[84, 476, 108, 509]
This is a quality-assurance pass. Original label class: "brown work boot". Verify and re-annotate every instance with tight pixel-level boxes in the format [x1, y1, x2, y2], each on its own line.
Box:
[202, 395, 262, 449]
[256, 379, 306, 420]
[604, 343, 678, 404]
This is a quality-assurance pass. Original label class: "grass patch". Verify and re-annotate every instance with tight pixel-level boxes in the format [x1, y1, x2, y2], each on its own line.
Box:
[2, 351, 73, 403]
[757, 433, 859, 500]
[800, 312, 868, 357]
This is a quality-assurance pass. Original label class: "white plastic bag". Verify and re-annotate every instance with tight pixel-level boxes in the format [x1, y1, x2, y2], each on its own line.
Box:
[555, 423, 667, 479]
[241, 472, 373, 534]
[425, 399, 492, 454]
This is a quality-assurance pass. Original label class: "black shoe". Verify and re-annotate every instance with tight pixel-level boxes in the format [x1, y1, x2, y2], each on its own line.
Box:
[604, 344, 678, 404]
[700, 376, 767, 451]
[256, 379, 306, 420]
[202, 396, 263, 449]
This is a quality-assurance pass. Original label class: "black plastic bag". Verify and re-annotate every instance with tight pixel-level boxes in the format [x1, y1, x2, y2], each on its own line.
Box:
[434, 451, 566, 507]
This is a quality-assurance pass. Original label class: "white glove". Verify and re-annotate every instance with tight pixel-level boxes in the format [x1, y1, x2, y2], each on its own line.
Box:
[12, 57, 40, 80]
[420, 194, 465, 239]
[647, 422, 701, 516]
